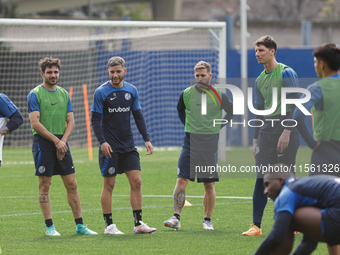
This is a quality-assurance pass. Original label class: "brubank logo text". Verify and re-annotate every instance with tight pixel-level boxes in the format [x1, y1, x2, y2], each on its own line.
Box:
[200, 84, 311, 128]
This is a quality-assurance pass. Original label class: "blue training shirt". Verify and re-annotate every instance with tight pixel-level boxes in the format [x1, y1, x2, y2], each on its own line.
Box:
[0, 93, 19, 118]
[274, 176, 340, 219]
[91, 80, 142, 151]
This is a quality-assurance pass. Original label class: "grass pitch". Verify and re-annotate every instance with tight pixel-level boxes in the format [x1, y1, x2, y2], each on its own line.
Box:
[0, 146, 330, 254]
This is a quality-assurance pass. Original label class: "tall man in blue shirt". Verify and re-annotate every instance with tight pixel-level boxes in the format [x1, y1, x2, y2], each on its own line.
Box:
[91, 56, 156, 235]
[243, 35, 300, 236]
[0, 93, 24, 166]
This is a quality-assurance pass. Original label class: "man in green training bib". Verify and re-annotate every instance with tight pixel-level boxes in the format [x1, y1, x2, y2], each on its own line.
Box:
[163, 61, 233, 230]
[292, 41, 340, 255]
[242, 35, 300, 236]
[27, 57, 97, 236]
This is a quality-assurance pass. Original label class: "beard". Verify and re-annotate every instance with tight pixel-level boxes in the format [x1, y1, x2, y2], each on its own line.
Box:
[44, 77, 58, 86]
[111, 76, 124, 86]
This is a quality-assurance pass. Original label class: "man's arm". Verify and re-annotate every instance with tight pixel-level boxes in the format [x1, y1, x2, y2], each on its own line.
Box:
[291, 235, 318, 255]
[293, 83, 322, 149]
[177, 92, 186, 125]
[62, 111, 75, 142]
[253, 104, 264, 159]
[91, 111, 113, 158]
[254, 211, 293, 255]
[132, 109, 153, 155]
[253, 79, 265, 159]
[220, 93, 234, 129]
[56, 111, 75, 160]
[0, 110, 24, 137]
[277, 68, 299, 152]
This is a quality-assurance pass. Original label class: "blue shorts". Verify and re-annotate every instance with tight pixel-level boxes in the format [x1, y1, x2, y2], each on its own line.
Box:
[177, 147, 218, 183]
[99, 149, 141, 177]
[33, 150, 75, 176]
[310, 140, 340, 177]
[255, 132, 299, 177]
[322, 207, 340, 246]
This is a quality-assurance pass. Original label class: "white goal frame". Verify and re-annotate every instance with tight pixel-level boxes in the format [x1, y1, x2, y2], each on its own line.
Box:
[0, 18, 227, 161]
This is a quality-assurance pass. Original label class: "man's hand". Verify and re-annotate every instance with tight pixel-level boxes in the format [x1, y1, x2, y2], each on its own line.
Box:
[253, 139, 258, 160]
[56, 150, 66, 161]
[313, 139, 321, 150]
[55, 139, 68, 161]
[101, 142, 113, 158]
[277, 129, 291, 153]
[145, 141, 153, 155]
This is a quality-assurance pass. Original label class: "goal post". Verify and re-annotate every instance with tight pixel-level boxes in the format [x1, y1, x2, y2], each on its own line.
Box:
[0, 18, 227, 162]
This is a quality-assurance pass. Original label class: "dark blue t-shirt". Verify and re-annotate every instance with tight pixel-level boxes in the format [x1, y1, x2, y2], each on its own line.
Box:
[91, 80, 141, 151]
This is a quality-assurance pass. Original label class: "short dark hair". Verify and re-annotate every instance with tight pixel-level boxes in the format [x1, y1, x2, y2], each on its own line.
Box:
[253, 35, 277, 55]
[263, 163, 294, 179]
[39, 57, 61, 73]
[313, 43, 340, 71]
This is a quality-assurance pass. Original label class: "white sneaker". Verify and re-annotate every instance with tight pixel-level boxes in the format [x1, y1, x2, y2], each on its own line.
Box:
[133, 221, 156, 234]
[203, 220, 214, 230]
[104, 224, 124, 235]
[163, 216, 181, 230]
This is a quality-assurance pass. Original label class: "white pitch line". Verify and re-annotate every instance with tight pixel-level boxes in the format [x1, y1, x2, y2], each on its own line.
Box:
[107, 194, 253, 200]
[0, 201, 251, 217]
[0, 194, 252, 200]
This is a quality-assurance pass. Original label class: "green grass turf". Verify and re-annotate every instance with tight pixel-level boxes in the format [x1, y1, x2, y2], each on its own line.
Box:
[0, 146, 330, 254]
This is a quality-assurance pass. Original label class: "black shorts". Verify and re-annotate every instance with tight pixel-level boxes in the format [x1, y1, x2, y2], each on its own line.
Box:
[322, 207, 340, 246]
[310, 140, 340, 177]
[99, 149, 141, 177]
[33, 150, 75, 177]
[255, 132, 299, 177]
[177, 147, 219, 183]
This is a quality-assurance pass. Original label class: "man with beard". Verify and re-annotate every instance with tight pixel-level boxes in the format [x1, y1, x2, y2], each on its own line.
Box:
[163, 61, 233, 230]
[91, 56, 156, 235]
[27, 57, 97, 236]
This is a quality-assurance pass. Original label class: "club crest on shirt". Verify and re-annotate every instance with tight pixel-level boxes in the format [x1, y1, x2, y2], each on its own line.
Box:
[125, 93, 131, 100]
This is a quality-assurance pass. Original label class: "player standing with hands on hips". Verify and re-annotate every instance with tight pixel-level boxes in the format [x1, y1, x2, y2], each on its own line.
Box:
[0, 94, 24, 166]
[91, 56, 156, 234]
[242, 35, 300, 236]
[27, 57, 97, 236]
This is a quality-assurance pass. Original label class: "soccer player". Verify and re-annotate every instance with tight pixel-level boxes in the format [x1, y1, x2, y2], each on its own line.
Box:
[242, 35, 300, 236]
[91, 56, 156, 234]
[254, 165, 340, 255]
[163, 61, 233, 230]
[293, 43, 340, 177]
[0, 93, 24, 166]
[27, 57, 97, 236]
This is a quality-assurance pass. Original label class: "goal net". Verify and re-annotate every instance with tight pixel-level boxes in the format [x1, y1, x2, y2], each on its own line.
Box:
[0, 19, 226, 162]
